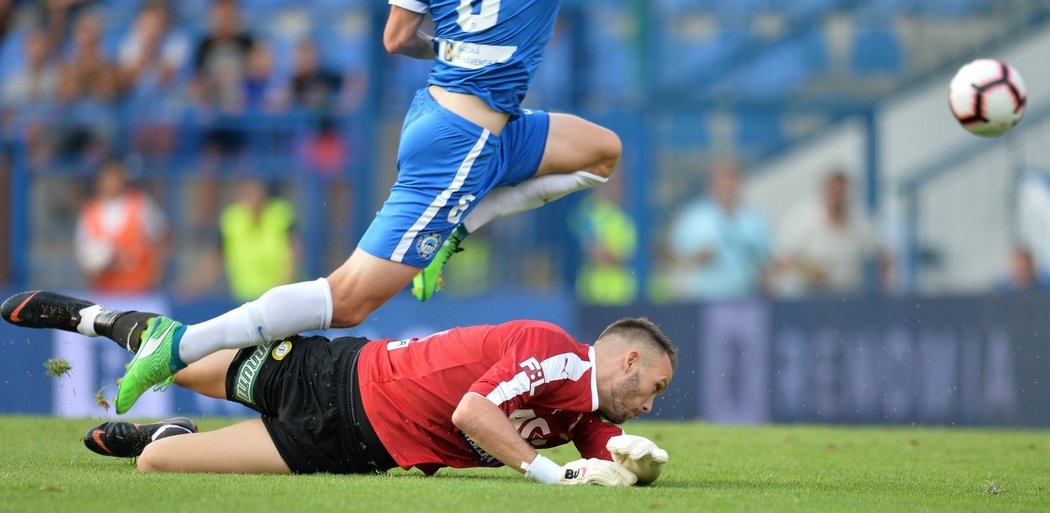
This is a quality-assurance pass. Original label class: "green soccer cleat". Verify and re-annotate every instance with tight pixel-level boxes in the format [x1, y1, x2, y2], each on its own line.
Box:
[412, 225, 469, 301]
[115, 316, 187, 415]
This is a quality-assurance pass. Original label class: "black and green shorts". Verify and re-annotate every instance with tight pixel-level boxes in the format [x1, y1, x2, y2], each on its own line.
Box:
[224, 334, 397, 474]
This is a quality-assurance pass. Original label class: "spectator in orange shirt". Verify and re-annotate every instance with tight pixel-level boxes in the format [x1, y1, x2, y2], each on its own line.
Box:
[75, 157, 169, 293]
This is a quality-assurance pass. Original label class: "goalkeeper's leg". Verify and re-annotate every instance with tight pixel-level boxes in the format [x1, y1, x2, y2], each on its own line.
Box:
[138, 418, 290, 474]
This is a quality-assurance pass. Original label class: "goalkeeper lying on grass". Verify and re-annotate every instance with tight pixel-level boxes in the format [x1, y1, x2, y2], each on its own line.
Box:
[3, 291, 673, 486]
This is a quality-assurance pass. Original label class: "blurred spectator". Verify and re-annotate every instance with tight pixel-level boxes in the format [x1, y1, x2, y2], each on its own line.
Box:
[54, 12, 120, 159]
[1, 29, 58, 166]
[242, 41, 285, 113]
[290, 40, 342, 122]
[0, 0, 12, 42]
[75, 157, 169, 293]
[570, 175, 638, 305]
[777, 171, 892, 296]
[189, 0, 256, 228]
[191, 0, 256, 154]
[291, 39, 356, 177]
[42, 0, 96, 54]
[289, 39, 353, 257]
[998, 246, 1050, 293]
[118, 0, 190, 156]
[666, 159, 772, 301]
[183, 179, 298, 302]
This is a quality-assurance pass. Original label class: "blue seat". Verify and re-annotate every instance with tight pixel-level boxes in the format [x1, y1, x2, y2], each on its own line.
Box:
[736, 110, 784, 152]
[917, 0, 990, 17]
[171, 0, 211, 27]
[856, 0, 910, 20]
[849, 26, 904, 75]
[658, 26, 751, 97]
[0, 29, 27, 84]
[664, 109, 711, 150]
[529, 21, 573, 110]
[712, 0, 773, 22]
[771, 0, 840, 21]
[582, 7, 635, 103]
[102, 0, 145, 26]
[310, 0, 368, 16]
[317, 25, 371, 72]
[732, 36, 816, 99]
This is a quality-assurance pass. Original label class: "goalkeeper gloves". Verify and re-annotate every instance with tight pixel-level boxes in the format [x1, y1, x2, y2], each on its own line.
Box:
[522, 454, 636, 487]
[557, 458, 638, 487]
[606, 434, 669, 484]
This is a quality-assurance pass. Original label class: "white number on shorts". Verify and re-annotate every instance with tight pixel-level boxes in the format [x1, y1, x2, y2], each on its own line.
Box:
[447, 194, 476, 224]
[456, 0, 501, 32]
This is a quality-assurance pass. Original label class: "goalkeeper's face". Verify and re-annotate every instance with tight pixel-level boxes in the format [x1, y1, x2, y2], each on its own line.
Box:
[600, 352, 673, 424]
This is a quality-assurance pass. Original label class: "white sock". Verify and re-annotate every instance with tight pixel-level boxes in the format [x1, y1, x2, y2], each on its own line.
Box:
[178, 278, 333, 364]
[462, 170, 608, 233]
[76, 304, 106, 337]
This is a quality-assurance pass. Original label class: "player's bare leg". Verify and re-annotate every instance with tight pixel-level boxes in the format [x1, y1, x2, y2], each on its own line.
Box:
[413, 113, 622, 300]
[326, 249, 420, 327]
[137, 418, 291, 474]
[172, 349, 239, 399]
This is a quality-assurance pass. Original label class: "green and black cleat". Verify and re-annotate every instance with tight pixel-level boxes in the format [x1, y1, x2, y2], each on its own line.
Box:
[83, 417, 198, 458]
[0, 291, 97, 333]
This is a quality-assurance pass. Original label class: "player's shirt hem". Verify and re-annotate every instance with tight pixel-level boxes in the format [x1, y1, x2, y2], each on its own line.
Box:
[389, 0, 428, 14]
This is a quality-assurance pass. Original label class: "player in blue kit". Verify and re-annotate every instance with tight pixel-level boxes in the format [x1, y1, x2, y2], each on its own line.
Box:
[49, 0, 623, 415]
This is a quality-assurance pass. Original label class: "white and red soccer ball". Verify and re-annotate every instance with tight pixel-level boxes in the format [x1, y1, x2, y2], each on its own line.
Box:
[948, 58, 1027, 137]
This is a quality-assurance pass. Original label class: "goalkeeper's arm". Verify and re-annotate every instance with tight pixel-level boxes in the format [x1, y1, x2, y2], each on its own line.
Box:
[452, 393, 635, 486]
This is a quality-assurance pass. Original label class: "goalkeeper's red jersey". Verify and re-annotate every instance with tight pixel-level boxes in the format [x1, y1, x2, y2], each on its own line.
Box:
[357, 320, 624, 475]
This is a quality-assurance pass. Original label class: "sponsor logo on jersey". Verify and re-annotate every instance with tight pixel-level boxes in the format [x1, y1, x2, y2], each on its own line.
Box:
[416, 232, 442, 259]
[437, 39, 518, 70]
[271, 340, 293, 361]
[386, 339, 411, 351]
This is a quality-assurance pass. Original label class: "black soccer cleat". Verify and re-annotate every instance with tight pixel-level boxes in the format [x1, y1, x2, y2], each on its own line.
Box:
[1, 291, 96, 333]
[83, 417, 198, 458]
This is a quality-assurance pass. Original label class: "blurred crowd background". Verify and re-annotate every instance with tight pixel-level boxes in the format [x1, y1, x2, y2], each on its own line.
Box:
[1, 0, 1050, 305]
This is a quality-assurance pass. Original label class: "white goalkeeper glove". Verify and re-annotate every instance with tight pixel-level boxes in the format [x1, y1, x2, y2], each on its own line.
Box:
[557, 458, 638, 487]
[606, 434, 668, 484]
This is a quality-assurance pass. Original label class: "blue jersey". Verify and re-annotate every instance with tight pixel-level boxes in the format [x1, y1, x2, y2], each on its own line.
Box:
[390, 0, 560, 115]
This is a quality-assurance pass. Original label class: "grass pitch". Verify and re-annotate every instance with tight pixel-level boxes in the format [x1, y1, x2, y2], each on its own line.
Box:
[0, 416, 1047, 513]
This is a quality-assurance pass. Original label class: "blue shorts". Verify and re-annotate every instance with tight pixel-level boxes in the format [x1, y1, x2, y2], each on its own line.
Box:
[358, 88, 550, 267]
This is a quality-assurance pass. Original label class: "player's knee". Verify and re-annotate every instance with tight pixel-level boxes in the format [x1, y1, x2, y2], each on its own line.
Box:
[329, 300, 370, 328]
[137, 443, 164, 472]
[588, 127, 621, 179]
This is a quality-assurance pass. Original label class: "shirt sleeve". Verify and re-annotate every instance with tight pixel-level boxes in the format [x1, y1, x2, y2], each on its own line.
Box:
[467, 323, 595, 415]
[570, 413, 624, 461]
[389, 0, 429, 13]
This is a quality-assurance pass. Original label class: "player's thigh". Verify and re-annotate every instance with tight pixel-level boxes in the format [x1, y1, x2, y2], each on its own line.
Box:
[536, 113, 622, 178]
[326, 249, 420, 327]
[138, 418, 291, 474]
[174, 349, 238, 400]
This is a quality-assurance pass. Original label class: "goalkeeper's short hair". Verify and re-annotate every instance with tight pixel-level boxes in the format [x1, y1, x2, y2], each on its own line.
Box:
[597, 318, 677, 370]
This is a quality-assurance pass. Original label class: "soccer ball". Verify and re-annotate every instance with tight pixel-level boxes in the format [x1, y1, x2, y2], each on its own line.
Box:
[948, 59, 1027, 137]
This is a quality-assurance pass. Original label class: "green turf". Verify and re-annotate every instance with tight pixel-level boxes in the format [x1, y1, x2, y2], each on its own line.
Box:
[0, 416, 1047, 513]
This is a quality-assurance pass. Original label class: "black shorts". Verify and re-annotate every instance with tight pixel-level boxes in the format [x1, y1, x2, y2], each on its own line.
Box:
[224, 335, 397, 474]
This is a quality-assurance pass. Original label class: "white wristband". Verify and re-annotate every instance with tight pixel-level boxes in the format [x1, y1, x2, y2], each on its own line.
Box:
[521, 454, 561, 485]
